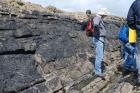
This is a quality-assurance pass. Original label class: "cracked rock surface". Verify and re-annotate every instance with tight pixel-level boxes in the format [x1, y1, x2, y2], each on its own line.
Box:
[0, 0, 140, 93]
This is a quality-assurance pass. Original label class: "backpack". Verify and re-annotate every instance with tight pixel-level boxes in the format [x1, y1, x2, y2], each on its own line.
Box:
[85, 18, 94, 37]
[118, 24, 129, 43]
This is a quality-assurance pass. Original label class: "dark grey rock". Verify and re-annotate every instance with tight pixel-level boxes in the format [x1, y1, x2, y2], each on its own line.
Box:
[0, 55, 42, 93]
[0, 19, 17, 30]
[0, 1, 133, 93]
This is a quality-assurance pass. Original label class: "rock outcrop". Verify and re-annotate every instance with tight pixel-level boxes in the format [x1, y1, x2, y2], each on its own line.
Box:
[0, 0, 140, 93]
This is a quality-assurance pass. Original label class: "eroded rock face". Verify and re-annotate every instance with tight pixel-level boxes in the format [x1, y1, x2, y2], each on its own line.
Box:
[0, 55, 42, 93]
[0, 1, 139, 93]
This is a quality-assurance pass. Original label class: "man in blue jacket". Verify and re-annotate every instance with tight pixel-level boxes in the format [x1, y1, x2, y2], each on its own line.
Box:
[127, 0, 140, 85]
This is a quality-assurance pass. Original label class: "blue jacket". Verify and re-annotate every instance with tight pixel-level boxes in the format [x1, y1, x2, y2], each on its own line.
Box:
[127, 0, 140, 31]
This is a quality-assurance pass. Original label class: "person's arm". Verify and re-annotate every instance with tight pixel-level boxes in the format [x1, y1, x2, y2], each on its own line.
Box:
[94, 16, 100, 26]
[81, 19, 88, 31]
[127, 2, 136, 29]
[93, 16, 101, 30]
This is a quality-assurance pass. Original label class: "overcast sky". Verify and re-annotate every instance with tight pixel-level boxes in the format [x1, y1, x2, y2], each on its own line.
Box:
[24, 0, 135, 17]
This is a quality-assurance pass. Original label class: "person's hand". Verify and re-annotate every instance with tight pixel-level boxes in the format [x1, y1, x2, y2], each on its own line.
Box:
[79, 19, 83, 23]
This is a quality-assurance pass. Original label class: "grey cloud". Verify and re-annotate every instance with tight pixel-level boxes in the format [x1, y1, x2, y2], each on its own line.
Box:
[27, 0, 135, 17]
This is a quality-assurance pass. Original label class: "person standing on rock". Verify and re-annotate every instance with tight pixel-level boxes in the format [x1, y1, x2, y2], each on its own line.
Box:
[127, 0, 140, 85]
[92, 9, 109, 80]
[81, 9, 109, 80]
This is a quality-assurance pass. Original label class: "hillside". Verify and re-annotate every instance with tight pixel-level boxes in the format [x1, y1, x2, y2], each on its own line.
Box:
[0, 0, 140, 93]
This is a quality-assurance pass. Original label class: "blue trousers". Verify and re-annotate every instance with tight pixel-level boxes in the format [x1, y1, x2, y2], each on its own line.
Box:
[123, 43, 137, 72]
[93, 37, 104, 75]
[136, 43, 140, 82]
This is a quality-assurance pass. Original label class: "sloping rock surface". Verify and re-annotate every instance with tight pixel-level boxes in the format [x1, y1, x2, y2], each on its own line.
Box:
[0, 0, 140, 93]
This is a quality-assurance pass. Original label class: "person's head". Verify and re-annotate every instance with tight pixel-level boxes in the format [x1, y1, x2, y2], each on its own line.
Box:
[97, 8, 109, 18]
[86, 10, 91, 18]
